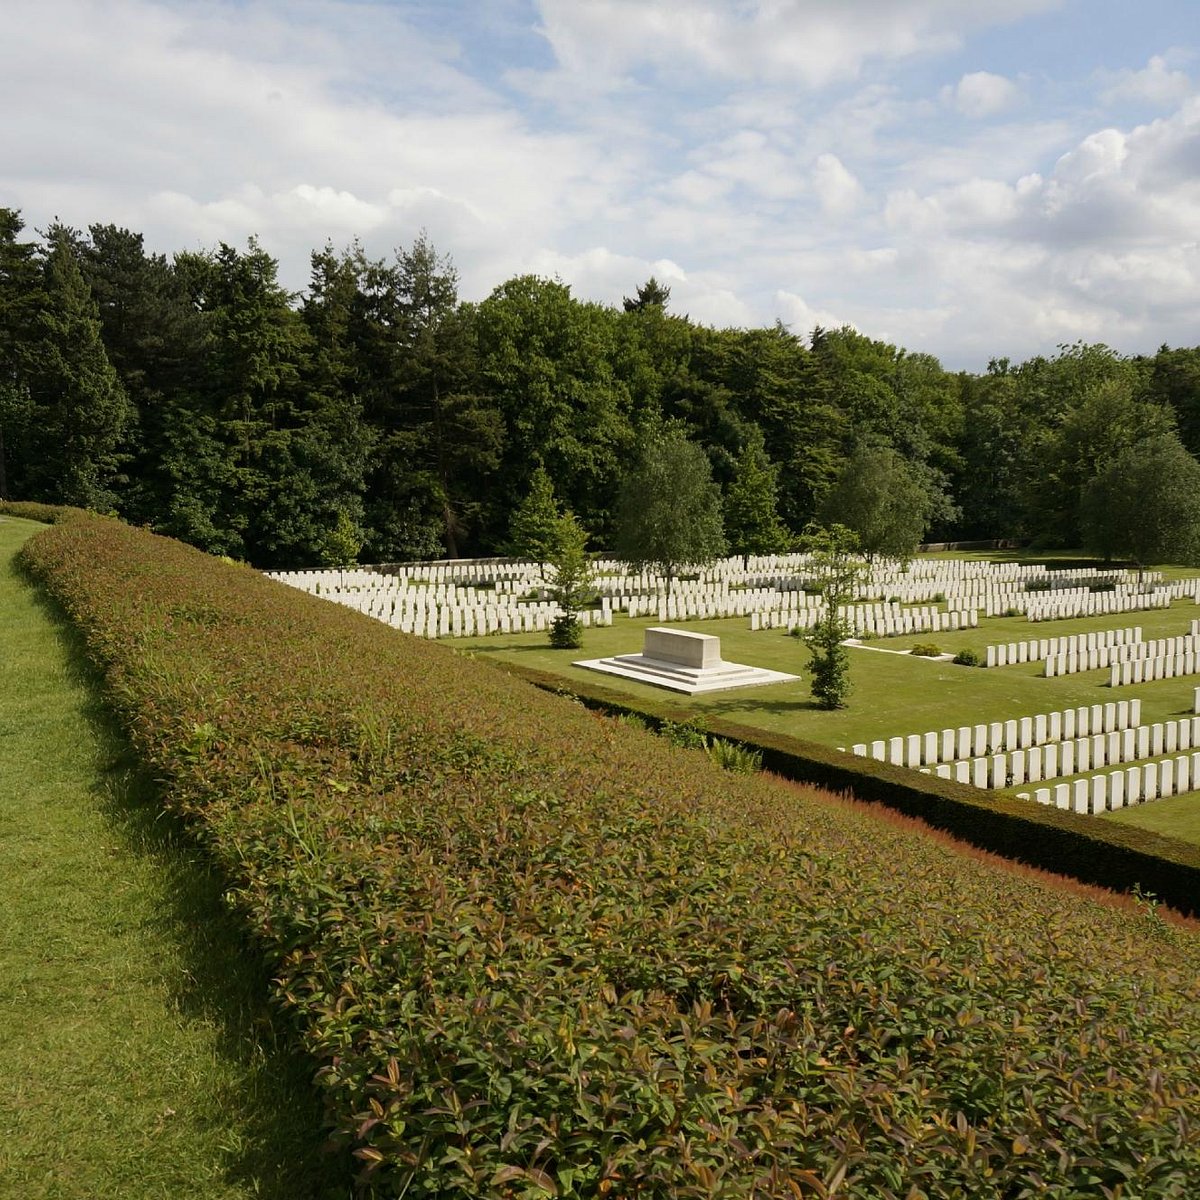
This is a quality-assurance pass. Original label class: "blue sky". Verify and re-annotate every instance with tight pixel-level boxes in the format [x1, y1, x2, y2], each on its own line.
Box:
[2, 0, 1198, 369]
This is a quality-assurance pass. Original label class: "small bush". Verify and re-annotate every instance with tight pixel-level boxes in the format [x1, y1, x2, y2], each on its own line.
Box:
[953, 648, 982, 666]
[910, 643, 943, 657]
[659, 718, 708, 750]
[707, 737, 763, 774]
[1003, 605, 1021, 617]
[548, 614, 583, 649]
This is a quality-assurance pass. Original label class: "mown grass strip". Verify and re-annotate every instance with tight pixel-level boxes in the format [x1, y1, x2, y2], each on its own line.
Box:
[0, 516, 350, 1200]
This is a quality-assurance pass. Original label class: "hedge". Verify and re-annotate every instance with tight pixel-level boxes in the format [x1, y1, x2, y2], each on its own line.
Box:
[19, 514, 1200, 1199]
[504, 664, 1200, 917]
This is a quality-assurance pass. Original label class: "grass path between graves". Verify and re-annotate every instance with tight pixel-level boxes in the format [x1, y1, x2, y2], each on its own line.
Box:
[0, 517, 352, 1200]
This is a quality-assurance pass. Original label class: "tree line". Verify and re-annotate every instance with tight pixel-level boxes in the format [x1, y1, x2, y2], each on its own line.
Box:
[3, 207, 1200, 570]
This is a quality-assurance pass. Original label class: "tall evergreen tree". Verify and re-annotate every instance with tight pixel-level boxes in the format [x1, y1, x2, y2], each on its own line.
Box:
[22, 227, 131, 509]
[0, 209, 44, 501]
[724, 427, 791, 567]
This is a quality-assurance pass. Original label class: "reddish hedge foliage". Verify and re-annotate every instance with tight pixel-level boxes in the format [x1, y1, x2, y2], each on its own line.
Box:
[20, 514, 1200, 1199]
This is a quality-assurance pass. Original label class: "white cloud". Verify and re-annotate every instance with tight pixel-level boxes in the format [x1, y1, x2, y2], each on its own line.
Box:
[1100, 53, 1194, 108]
[812, 153, 865, 215]
[942, 70, 1021, 118]
[532, 0, 1062, 89]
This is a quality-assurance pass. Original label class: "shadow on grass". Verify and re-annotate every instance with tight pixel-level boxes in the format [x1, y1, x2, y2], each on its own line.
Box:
[24, 578, 364, 1200]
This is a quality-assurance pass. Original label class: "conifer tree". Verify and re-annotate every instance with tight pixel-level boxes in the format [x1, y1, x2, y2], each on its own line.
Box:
[25, 228, 131, 509]
[724, 427, 791, 568]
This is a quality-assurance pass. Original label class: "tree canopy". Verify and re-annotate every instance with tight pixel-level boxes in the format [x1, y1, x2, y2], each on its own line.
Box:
[3, 205, 1200, 570]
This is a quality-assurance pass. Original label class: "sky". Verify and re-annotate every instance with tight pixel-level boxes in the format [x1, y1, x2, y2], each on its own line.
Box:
[2, 0, 1198, 370]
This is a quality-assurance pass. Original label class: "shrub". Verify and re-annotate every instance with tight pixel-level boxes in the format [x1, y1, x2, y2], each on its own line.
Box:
[548, 613, 582, 649]
[953, 647, 982, 666]
[707, 737, 763, 774]
[910, 642, 943, 657]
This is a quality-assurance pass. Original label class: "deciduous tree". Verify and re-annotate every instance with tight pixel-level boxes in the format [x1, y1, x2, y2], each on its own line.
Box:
[614, 422, 726, 595]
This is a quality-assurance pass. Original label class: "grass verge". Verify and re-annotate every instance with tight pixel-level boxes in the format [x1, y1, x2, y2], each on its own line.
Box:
[0, 516, 351, 1200]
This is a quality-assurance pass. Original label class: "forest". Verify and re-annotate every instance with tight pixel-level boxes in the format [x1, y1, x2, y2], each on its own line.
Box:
[3, 206, 1200, 569]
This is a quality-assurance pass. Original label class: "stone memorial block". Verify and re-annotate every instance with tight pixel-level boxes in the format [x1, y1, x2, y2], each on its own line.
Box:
[577, 626, 799, 695]
[955, 761, 971, 784]
[1019, 716, 1033, 748]
[1092, 774, 1108, 812]
[1166, 722, 1178, 754]
[1027, 745, 1043, 782]
[1151, 724, 1165, 756]
[923, 731, 938, 765]
[990, 754, 1007, 789]
[905, 735, 922, 767]
[1131, 698, 1142, 726]
[1010, 750, 1026, 786]
[852, 744, 868, 757]
[989, 721, 1003, 752]
[972, 758, 989, 789]
[973, 724, 988, 757]
[1049, 711, 1062, 741]
[871, 740, 886, 760]
[935, 764, 952, 779]
[1060, 741, 1075, 777]
[889, 736, 905, 765]
[957, 726, 972, 759]
[1106, 731, 1120, 765]
[1034, 714, 1047, 744]
[1161, 759, 1176, 798]
[1177, 756, 1191, 794]
[1004, 719, 1018, 750]
[1044, 743, 1059, 779]
[1109, 770, 1125, 809]
[941, 728, 956, 762]
[1054, 782, 1070, 809]
[1073, 778, 1090, 814]
[1181, 720, 1192, 751]
[1063, 709, 1076, 740]
[1143, 762, 1159, 801]
[1137, 726, 1150, 759]
[1034, 787, 1051, 805]
[1126, 766, 1142, 804]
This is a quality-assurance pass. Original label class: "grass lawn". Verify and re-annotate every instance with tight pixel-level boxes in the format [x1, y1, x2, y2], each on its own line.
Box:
[0, 517, 351, 1200]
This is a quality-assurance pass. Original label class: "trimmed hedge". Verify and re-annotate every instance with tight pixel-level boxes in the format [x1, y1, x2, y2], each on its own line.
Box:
[504, 663, 1200, 917]
[0, 500, 87, 524]
[20, 514, 1200, 1199]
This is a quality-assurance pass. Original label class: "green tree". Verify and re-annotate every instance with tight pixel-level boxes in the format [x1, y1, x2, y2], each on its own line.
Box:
[820, 444, 935, 563]
[614, 423, 726, 595]
[506, 463, 561, 574]
[0, 209, 44, 501]
[475, 275, 633, 544]
[23, 228, 131, 509]
[799, 523, 865, 709]
[1030, 376, 1174, 546]
[724, 427, 791, 567]
[77, 223, 211, 526]
[1080, 432, 1200, 580]
[622, 276, 671, 312]
[546, 510, 594, 649]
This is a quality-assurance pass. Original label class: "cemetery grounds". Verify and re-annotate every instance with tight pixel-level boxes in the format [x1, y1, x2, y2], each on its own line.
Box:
[444, 552, 1200, 848]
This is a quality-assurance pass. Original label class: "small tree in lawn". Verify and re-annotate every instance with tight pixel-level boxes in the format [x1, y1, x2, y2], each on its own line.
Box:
[724, 427, 791, 569]
[800, 522, 866, 709]
[507, 463, 560, 579]
[615, 423, 727, 596]
[547, 511, 594, 649]
[1081, 432, 1200, 584]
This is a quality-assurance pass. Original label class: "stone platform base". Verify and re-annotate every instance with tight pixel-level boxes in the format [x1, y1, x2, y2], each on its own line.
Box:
[574, 652, 798, 695]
